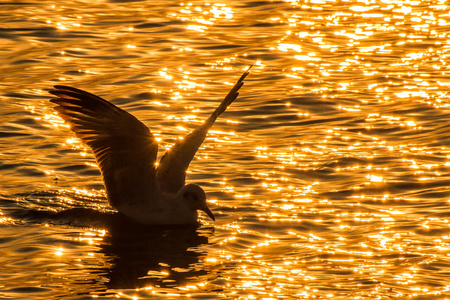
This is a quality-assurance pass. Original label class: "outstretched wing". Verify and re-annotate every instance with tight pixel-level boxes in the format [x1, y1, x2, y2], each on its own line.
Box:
[156, 66, 252, 193]
[49, 85, 161, 209]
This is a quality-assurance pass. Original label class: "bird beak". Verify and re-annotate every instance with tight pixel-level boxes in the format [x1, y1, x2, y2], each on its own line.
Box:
[202, 206, 215, 221]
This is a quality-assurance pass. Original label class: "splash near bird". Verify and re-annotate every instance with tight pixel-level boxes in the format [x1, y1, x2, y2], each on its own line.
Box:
[49, 66, 251, 225]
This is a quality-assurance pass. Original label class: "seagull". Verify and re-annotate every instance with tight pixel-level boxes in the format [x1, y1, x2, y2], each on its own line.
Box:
[49, 66, 251, 225]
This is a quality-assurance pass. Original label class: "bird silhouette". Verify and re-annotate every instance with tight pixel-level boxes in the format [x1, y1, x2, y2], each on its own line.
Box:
[49, 67, 251, 225]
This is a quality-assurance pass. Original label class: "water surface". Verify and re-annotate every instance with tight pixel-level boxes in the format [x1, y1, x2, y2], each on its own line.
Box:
[2, 0, 450, 299]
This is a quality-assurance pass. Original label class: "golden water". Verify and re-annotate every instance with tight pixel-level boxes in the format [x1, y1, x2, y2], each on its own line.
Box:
[1, 0, 450, 299]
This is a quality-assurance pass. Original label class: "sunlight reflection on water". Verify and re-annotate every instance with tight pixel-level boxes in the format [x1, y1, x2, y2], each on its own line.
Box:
[1, 0, 450, 299]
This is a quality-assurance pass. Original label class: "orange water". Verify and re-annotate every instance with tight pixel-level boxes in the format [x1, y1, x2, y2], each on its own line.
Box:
[1, 0, 450, 299]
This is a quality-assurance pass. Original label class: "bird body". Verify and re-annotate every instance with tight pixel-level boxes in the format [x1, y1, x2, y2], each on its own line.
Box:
[114, 184, 202, 225]
[49, 67, 251, 225]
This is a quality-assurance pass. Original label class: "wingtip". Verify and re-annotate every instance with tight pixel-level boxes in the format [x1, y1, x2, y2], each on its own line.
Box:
[49, 85, 73, 97]
[52, 85, 71, 91]
[238, 65, 253, 83]
[49, 89, 62, 96]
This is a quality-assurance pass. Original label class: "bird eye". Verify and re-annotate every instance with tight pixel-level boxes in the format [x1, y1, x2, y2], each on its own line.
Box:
[183, 191, 199, 201]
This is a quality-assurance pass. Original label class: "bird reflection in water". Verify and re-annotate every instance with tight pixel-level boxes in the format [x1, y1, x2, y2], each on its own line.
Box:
[5, 204, 212, 290]
[100, 214, 212, 289]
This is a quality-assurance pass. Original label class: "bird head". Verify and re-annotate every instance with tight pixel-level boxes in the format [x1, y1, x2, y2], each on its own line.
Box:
[182, 183, 215, 221]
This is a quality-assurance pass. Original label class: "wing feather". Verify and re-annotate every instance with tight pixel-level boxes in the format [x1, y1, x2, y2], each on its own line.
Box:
[50, 85, 161, 209]
[156, 67, 252, 193]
